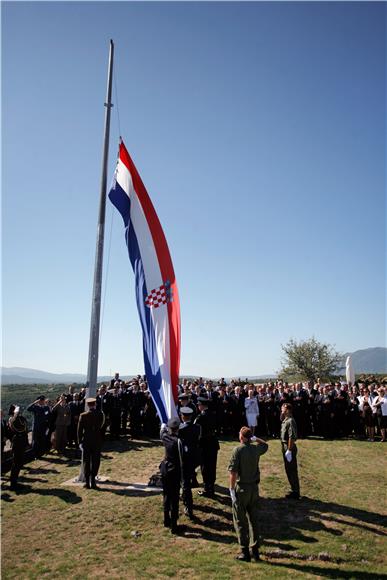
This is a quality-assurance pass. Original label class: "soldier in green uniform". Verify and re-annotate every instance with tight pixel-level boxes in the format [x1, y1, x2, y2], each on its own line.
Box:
[228, 426, 268, 562]
[280, 403, 300, 499]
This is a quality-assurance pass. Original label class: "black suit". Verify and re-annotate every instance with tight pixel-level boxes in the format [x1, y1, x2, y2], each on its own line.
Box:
[8, 414, 28, 488]
[178, 421, 200, 516]
[194, 409, 219, 495]
[160, 426, 182, 529]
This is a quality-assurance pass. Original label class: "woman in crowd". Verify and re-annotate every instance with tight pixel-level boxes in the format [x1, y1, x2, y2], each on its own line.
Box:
[244, 389, 259, 436]
[372, 387, 387, 442]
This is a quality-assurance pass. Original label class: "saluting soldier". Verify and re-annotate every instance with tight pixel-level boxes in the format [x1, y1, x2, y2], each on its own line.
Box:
[228, 426, 268, 562]
[178, 407, 201, 519]
[27, 395, 51, 459]
[280, 403, 300, 499]
[195, 396, 219, 498]
[8, 405, 29, 491]
[78, 397, 105, 489]
[160, 417, 182, 533]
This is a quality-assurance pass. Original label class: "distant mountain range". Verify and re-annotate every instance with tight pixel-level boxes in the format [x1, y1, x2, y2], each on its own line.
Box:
[338, 347, 387, 375]
[1, 347, 386, 385]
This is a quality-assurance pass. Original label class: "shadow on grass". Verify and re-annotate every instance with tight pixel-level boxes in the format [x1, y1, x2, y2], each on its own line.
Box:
[19, 475, 49, 483]
[266, 560, 387, 579]
[95, 484, 161, 498]
[178, 522, 235, 544]
[194, 502, 233, 522]
[259, 496, 386, 548]
[102, 437, 162, 453]
[1, 492, 15, 503]
[23, 465, 59, 475]
[10, 483, 82, 503]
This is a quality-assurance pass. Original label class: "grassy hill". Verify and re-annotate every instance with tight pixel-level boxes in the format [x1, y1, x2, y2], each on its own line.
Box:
[1, 436, 386, 579]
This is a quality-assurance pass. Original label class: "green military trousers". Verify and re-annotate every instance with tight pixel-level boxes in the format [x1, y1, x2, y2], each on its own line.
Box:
[281, 442, 300, 494]
[232, 482, 260, 549]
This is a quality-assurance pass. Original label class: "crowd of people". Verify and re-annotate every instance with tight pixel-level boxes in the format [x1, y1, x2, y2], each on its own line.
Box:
[2, 375, 386, 463]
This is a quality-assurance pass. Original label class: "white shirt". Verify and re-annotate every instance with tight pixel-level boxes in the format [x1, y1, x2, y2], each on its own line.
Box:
[245, 397, 259, 416]
[372, 395, 387, 417]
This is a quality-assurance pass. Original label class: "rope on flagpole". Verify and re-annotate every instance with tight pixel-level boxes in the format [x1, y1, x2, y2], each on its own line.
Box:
[100, 60, 121, 339]
[100, 204, 114, 337]
[113, 63, 122, 138]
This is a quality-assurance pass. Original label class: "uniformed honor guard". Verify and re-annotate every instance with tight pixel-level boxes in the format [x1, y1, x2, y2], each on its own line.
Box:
[77, 398, 105, 489]
[228, 426, 268, 562]
[8, 405, 28, 491]
[280, 403, 300, 499]
[178, 407, 201, 519]
[160, 417, 182, 533]
[27, 395, 51, 459]
[195, 396, 220, 498]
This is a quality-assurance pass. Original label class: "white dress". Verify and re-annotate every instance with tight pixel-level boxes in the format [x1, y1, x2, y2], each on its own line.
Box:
[245, 397, 259, 427]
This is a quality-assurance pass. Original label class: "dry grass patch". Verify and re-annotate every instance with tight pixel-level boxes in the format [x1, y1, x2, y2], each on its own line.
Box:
[2, 436, 386, 579]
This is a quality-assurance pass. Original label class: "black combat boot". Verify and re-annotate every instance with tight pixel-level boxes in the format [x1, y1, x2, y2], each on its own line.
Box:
[251, 544, 260, 561]
[184, 507, 194, 520]
[90, 478, 99, 490]
[285, 491, 300, 499]
[235, 547, 251, 562]
[170, 521, 179, 534]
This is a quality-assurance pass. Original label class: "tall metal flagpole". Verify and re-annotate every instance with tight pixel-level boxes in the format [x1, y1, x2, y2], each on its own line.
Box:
[75, 40, 114, 484]
[85, 39, 114, 399]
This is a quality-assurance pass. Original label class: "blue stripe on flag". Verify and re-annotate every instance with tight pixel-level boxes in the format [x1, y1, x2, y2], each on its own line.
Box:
[109, 182, 169, 423]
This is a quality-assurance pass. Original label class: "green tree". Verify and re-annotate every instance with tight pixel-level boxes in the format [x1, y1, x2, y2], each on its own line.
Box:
[280, 337, 341, 383]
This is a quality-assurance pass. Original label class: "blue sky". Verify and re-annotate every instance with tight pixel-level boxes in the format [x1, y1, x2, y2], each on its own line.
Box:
[2, 1, 386, 378]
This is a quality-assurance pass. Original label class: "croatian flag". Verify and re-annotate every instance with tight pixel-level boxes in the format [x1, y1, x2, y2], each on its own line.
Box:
[108, 139, 180, 422]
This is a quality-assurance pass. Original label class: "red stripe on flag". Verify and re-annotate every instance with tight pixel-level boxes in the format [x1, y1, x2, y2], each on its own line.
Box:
[119, 141, 180, 402]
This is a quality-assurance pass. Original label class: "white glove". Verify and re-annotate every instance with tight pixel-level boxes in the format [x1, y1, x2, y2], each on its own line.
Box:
[161, 423, 167, 430]
[79, 443, 83, 451]
[285, 450, 292, 463]
[251, 436, 257, 442]
[229, 488, 237, 504]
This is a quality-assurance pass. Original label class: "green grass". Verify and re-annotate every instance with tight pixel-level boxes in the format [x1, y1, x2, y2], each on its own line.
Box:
[1, 437, 386, 579]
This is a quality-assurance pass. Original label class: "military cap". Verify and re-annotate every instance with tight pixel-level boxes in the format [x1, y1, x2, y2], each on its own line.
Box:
[178, 393, 190, 400]
[197, 396, 209, 405]
[167, 417, 181, 429]
[38, 395, 46, 401]
[86, 397, 96, 404]
[180, 406, 193, 415]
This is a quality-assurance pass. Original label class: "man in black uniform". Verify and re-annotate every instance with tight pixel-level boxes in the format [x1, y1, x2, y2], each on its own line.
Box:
[178, 407, 200, 519]
[8, 405, 29, 491]
[160, 417, 182, 533]
[78, 397, 105, 489]
[195, 396, 219, 498]
[27, 396, 51, 459]
[109, 385, 122, 439]
[177, 393, 197, 418]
